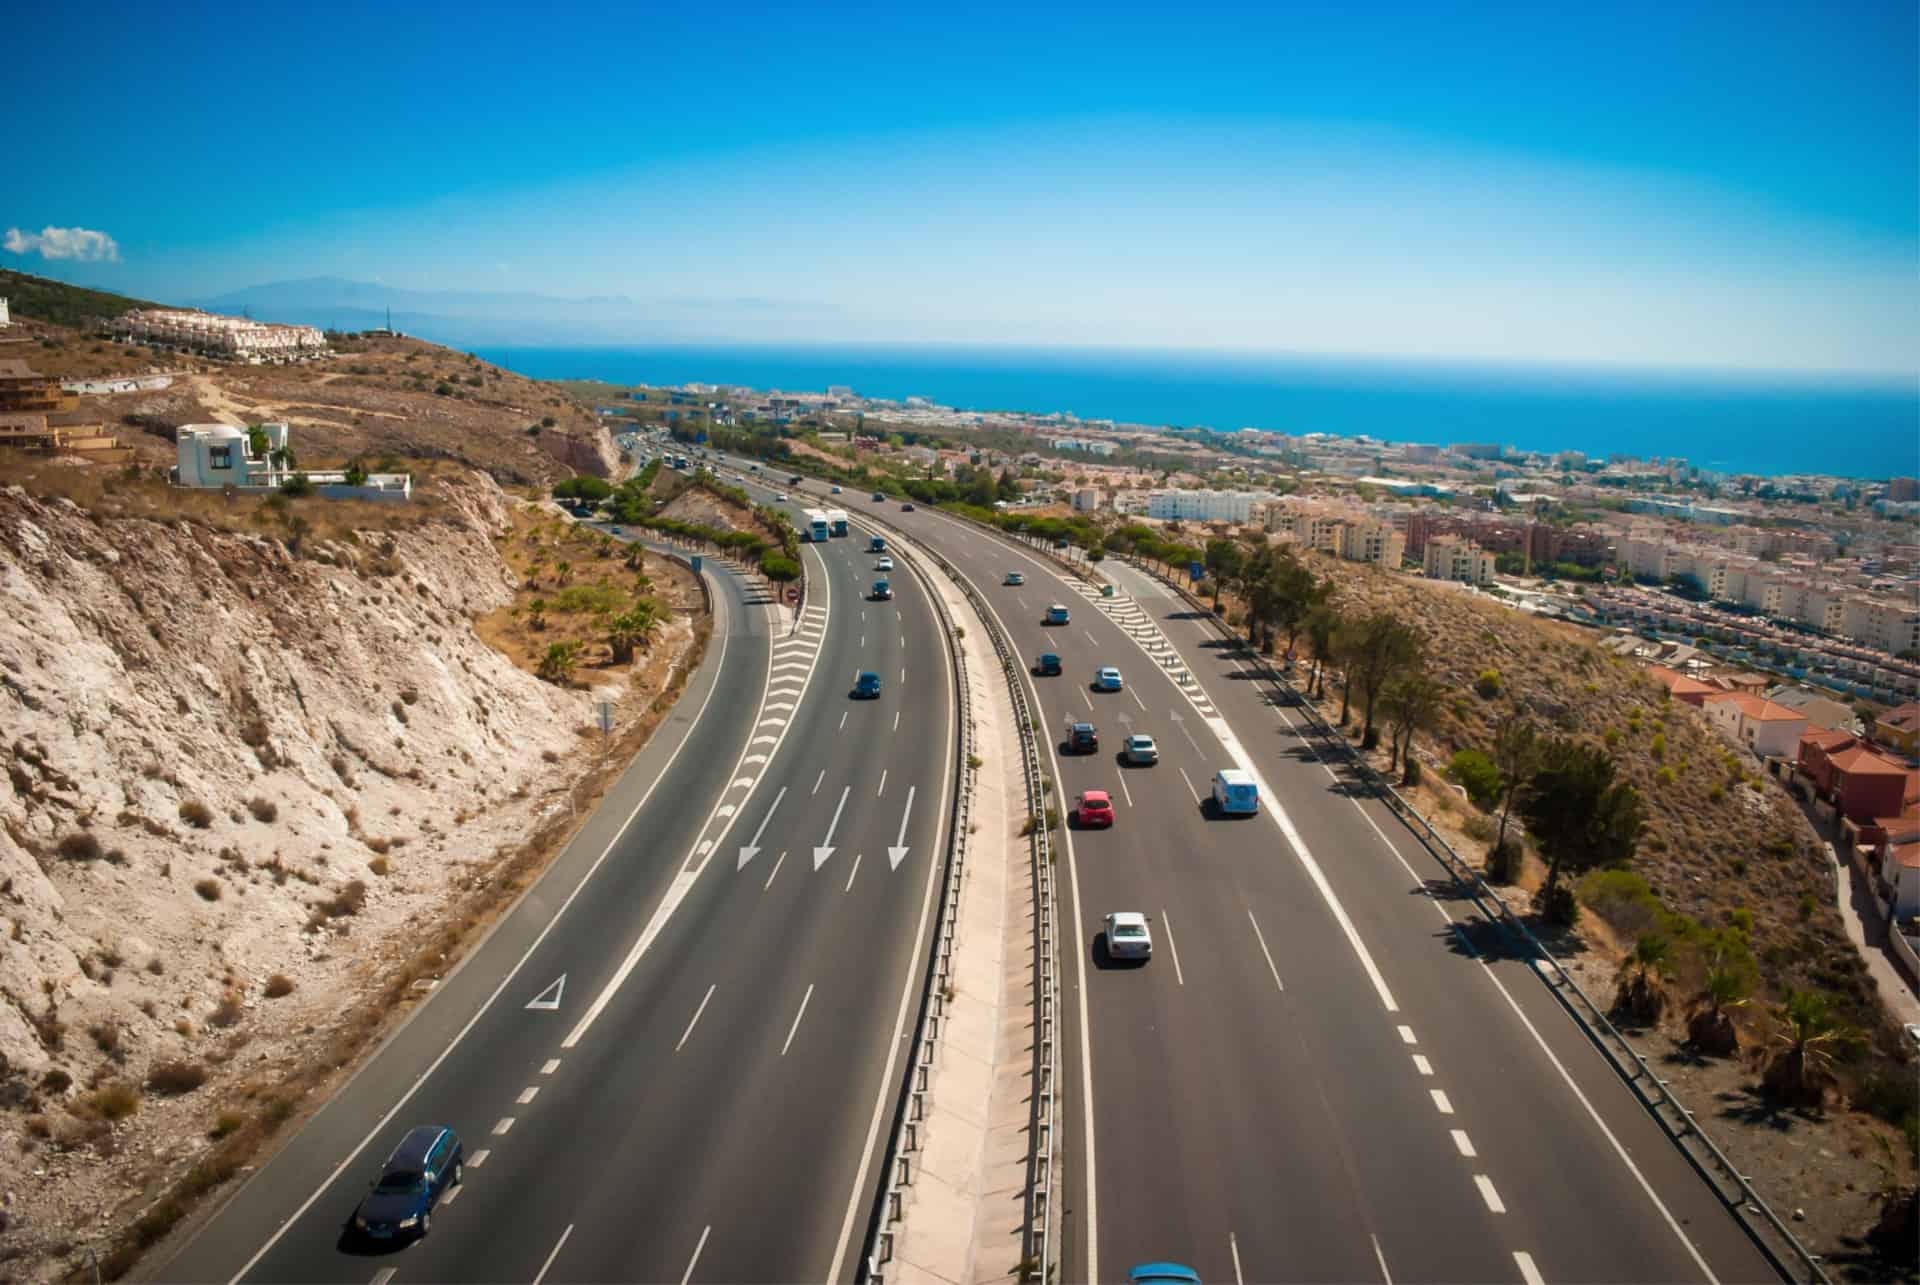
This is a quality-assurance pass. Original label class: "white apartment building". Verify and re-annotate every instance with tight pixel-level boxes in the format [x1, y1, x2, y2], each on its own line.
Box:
[1423, 534, 1496, 584]
[1071, 487, 1104, 512]
[1147, 489, 1260, 523]
[0, 297, 10, 328]
[1841, 597, 1920, 656]
[114, 309, 326, 359]
[1051, 436, 1118, 456]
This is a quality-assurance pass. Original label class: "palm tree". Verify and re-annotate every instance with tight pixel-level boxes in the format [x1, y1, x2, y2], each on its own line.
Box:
[1612, 932, 1669, 1025]
[554, 560, 574, 586]
[528, 598, 548, 632]
[1762, 989, 1850, 1109]
[1687, 957, 1749, 1056]
[1517, 737, 1646, 925]
[537, 640, 583, 686]
[607, 600, 662, 663]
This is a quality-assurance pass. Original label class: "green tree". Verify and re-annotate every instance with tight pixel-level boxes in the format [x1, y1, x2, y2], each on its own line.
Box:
[1381, 670, 1445, 782]
[1491, 712, 1544, 859]
[279, 473, 313, 497]
[528, 598, 548, 631]
[1204, 538, 1245, 611]
[1302, 600, 1342, 699]
[1517, 737, 1647, 925]
[1687, 952, 1750, 1056]
[537, 640, 582, 685]
[607, 601, 662, 663]
[1613, 932, 1669, 1025]
[760, 553, 801, 583]
[1448, 749, 1502, 810]
[1340, 612, 1423, 748]
[343, 459, 368, 487]
[1761, 989, 1850, 1108]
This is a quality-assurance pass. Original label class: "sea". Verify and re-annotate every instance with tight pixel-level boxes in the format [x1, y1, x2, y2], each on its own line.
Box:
[469, 343, 1919, 482]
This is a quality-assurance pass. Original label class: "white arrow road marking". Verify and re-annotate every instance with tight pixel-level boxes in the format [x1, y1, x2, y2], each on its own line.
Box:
[525, 975, 565, 1011]
[815, 785, 850, 869]
[888, 786, 916, 869]
[739, 785, 787, 870]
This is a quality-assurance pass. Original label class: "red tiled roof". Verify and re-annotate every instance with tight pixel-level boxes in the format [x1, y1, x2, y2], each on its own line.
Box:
[1800, 728, 1856, 753]
[1829, 745, 1907, 777]
[1750, 701, 1807, 722]
[1891, 841, 1920, 871]
[1879, 704, 1920, 732]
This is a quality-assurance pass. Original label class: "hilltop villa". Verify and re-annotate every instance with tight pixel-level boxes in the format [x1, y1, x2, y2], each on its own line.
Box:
[173, 423, 410, 501]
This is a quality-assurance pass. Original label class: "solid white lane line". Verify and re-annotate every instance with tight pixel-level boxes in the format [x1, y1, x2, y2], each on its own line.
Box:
[1451, 1129, 1477, 1158]
[1177, 766, 1201, 804]
[1475, 1175, 1507, 1214]
[1247, 909, 1285, 992]
[844, 852, 863, 892]
[492, 1116, 515, 1135]
[1412, 1054, 1433, 1076]
[516, 1086, 539, 1105]
[676, 984, 717, 1052]
[781, 983, 815, 1056]
[540, 1059, 559, 1075]
[813, 769, 826, 795]
[532, 1223, 573, 1285]
[1129, 685, 1147, 712]
[839, 711, 848, 730]
[764, 849, 787, 891]
[877, 769, 888, 797]
[469, 1149, 490, 1168]
[1430, 1090, 1454, 1115]
[1116, 774, 1133, 808]
[1230, 1231, 1246, 1285]
[1514, 1250, 1546, 1285]
[680, 1224, 711, 1285]
[1371, 1233, 1393, 1285]
[1162, 909, 1185, 985]
[1397, 1025, 1417, 1045]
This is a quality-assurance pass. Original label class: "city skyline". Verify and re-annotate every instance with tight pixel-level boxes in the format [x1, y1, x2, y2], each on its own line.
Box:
[4, 0, 1915, 376]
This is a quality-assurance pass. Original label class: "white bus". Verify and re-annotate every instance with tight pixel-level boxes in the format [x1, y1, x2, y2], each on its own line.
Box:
[803, 509, 832, 542]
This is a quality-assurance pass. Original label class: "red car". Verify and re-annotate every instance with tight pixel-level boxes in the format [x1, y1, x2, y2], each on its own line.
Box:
[1075, 790, 1115, 828]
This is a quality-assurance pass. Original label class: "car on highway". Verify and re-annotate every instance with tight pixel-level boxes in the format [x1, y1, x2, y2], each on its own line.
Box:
[901, 501, 915, 510]
[1104, 911, 1153, 961]
[609, 524, 622, 535]
[831, 485, 843, 493]
[1044, 604, 1071, 625]
[351, 1125, 464, 1242]
[1066, 721, 1098, 754]
[1075, 789, 1115, 827]
[872, 491, 886, 501]
[1211, 768, 1260, 815]
[875, 556, 894, 571]
[776, 492, 789, 501]
[1122, 733, 1159, 765]
[1032, 652, 1062, 676]
[1128, 1265, 1201, 1285]
[871, 579, 893, 601]
[1093, 666, 1123, 691]
[788, 474, 803, 485]
[1005, 571, 1025, 585]
[853, 671, 883, 699]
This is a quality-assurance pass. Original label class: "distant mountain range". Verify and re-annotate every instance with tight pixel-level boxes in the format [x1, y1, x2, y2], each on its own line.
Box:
[191, 277, 834, 347]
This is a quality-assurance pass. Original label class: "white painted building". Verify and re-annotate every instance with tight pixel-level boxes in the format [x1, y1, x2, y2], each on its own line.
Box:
[1700, 691, 1808, 759]
[1146, 489, 1260, 522]
[1071, 487, 1104, 512]
[173, 423, 410, 501]
[0, 297, 10, 328]
[115, 309, 326, 360]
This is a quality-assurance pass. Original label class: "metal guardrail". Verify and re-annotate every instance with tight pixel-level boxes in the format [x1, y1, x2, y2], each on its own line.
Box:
[1136, 559, 1827, 1285]
[852, 511, 1061, 1285]
[862, 531, 977, 1282]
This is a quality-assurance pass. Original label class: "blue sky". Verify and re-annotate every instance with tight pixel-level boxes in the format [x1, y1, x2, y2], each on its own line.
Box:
[4, 0, 1915, 374]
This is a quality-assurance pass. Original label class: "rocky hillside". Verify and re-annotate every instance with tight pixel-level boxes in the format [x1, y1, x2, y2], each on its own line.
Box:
[0, 469, 694, 1279]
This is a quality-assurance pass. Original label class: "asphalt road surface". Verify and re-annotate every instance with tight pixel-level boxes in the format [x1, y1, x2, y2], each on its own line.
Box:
[156, 521, 958, 1284]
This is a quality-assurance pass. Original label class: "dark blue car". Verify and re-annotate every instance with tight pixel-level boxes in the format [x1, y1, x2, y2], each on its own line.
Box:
[1129, 1265, 1202, 1285]
[853, 671, 883, 699]
[352, 1126, 463, 1242]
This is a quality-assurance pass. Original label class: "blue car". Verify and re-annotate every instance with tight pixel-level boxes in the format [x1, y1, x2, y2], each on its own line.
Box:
[352, 1126, 463, 1242]
[1130, 1266, 1202, 1285]
[853, 671, 883, 699]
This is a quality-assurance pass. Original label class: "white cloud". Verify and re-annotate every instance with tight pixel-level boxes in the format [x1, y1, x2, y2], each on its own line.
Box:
[4, 225, 121, 262]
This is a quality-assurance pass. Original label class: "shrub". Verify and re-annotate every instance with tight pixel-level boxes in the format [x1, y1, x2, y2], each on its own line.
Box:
[208, 993, 244, 1028]
[209, 1110, 243, 1139]
[1461, 814, 1496, 843]
[1473, 669, 1503, 699]
[146, 1060, 208, 1095]
[319, 880, 368, 918]
[263, 974, 295, 999]
[1649, 733, 1666, 761]
[90, 1022, 125, 1061]
[1448, 750, 1502, 811]
[193, 878, 222, 901]
[368, 855, 391, 876]
[57, 831, 103, 861]
[1486, 836, 1524, 884]
[247, 797, 278, 823]
[178, 800, 214, 829]
[1578, 869, 1663, 938]
[82, 1081, 142, 1121]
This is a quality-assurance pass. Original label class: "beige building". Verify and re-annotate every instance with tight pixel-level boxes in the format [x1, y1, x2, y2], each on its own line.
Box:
[1423, 534, 1496, 584]
[1338, 519, 1406, 568]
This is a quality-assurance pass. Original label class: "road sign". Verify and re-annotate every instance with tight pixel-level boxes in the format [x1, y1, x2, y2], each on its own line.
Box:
[690, 555, 703, 573]
[1189, 560, 1205, 584]
[786, 585, 799, 603]
[597, 701, 614, 735]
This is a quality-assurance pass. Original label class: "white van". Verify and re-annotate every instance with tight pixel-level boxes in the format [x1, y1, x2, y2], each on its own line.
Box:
[1211, 768, 1259, 816]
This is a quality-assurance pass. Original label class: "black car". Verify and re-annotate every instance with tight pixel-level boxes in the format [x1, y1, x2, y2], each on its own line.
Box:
[1033, 652, 1063, 676]
[351, 1126, 463, 1242]
[901, 502, 916, 511]
[1067, 721, 1099, 754]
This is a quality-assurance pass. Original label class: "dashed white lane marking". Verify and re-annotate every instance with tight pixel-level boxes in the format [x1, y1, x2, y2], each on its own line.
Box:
[1514, 1250, 1546, 1285]
[1161, 909, 1185, 985]
[1412, 1054, 1433, 1076]
[468, 1149, 490, 1168]
[1397, 1025, 1417, 1045]
[1371, 1233, 1393, 1284]
[1129, 685, 1148, 712]
[676, 983, 717, 1052]
[680, 1224, 712, 1285]
[532, 1223, 574, 1285]
[1080, 687, 1094, 710]
[845, 852, 864, 893]
[1230, 1231, 1246, 1285]
[764, 849, 788, 890]
[899, 665, 906, 683]
[1451, 1129, 1477, 1158]
[781, 983, 816, 1056]
[370, 1269, 396, 1285]
[540, 1059, 559, 1075]
[1475, 1175, 1507, 1214]
[442, 1185, 463, 1207]
[1115, 773, 1134, 807]
[1177, 766, 1201, 805]
[893, 710, 901, 731]
[813, 769, 826, 794]
[1176, 719, 1202, 752]
[877, 769, 888, 797]
[1430, 1090, 1454, 1115]
[838, 711, 848, 729]
[1247, 909, 1285, 992]
[492, 1116, 515, 1135]
[516, 1086, 539, 1105]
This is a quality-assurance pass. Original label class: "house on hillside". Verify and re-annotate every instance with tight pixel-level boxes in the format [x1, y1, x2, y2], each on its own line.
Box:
[1701, 691, 1808, 759]
[1796, 730, 1910, 824]
[1873, 702, 1920, 759]
[173, 423, 410, 502]
[1646, 664, 1718, 707]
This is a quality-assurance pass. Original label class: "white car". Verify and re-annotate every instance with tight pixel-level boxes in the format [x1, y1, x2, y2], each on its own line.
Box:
[777, 493, 789, 501]
[876, 556, 894, 571]
[1123, 734, 1158, 765]
[1104, 912, 1153, 961]
[1093, 666, 1123, 692]
[1005, 571, 1025, 586]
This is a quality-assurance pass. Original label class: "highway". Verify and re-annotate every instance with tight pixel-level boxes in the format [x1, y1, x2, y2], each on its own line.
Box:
[831, 493, 1781, 1285]
[156, 509, 958, 1282]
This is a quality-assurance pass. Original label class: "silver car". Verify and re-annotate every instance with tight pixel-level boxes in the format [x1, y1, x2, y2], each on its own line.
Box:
[1105, 912, 1152, 960]
[1123, 734, 1159, 765]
